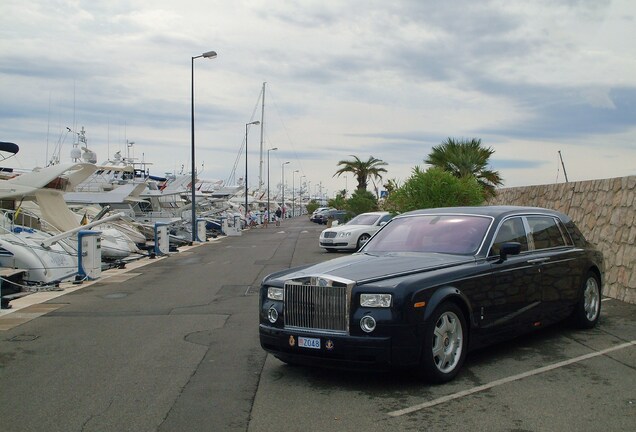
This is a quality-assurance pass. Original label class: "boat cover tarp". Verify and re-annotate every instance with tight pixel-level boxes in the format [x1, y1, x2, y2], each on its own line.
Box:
[0, 142, 19, 154]
[35, 189, 80, 232]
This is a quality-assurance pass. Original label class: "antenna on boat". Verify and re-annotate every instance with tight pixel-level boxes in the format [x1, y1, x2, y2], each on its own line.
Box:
[558, 150, 569, 183]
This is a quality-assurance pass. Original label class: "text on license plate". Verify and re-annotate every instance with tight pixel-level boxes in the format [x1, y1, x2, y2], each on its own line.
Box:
[298, 337, 321, 349]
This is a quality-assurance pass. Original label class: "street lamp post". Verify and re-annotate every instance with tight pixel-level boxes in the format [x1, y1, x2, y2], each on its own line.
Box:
[281, 161, 290, 219]
[244, 120, 260, 222]
[300, 175, 306, 214]
[191, 50, 217, 242]
[292, 170, 299, 217]
[267, 147, 278, 223]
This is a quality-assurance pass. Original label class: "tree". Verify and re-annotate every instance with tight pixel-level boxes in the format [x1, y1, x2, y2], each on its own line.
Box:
[333, 155, 388, 191]
[305, 200, 321, 215]
[383, 178, 400, 197]
[347, 189, 379, 215]
[383, 167, 484, 213]
[327, 190, 347, 210]
[425, 138, 503, 198]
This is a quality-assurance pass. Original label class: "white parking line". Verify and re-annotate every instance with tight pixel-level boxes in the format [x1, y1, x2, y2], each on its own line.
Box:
[388, 340, 636, 417]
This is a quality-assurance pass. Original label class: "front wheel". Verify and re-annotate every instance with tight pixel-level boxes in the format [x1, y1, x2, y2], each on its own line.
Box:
[572, 271, 601, 329]
[419, 302, 468, 383]
[356, 233, 371, 249]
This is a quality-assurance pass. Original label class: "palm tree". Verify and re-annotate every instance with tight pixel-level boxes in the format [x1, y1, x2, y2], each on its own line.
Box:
[425, 138, 503, 197]
[334, 155, 388, 191]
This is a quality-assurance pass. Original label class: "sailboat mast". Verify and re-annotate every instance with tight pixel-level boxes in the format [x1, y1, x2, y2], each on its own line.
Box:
[259, 82, 266, 191]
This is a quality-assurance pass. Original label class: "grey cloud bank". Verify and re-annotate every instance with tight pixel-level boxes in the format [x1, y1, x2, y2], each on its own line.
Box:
[1, 0, 634, 195]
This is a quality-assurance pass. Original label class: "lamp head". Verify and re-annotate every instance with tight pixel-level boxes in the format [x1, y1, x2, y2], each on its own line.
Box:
[202, 51, 217, 59]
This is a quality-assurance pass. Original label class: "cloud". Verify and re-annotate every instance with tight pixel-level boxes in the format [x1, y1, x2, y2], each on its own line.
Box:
[1, 0, 634, 193]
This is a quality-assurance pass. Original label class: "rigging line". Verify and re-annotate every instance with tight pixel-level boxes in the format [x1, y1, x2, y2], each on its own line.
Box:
[266, 87, 306, 177]
[226, 86, 265, 185]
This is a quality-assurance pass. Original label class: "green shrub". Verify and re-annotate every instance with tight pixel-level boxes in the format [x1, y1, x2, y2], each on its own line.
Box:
[305, 200, 321, 215]
[347, 189, 379, 215]
[383, 167, 484, 213]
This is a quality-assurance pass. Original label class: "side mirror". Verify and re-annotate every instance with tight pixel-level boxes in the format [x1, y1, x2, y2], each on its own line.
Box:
[499, 242, 522, 262]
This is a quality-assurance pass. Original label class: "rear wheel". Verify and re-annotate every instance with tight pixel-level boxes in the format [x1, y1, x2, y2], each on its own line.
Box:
[419, 302, 467, 383]
[356, 233, 371, 249]
[572, 271, 601, 329]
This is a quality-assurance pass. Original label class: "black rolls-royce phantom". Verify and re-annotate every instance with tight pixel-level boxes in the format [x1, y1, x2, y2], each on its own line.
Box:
[259, 206, 604, 382]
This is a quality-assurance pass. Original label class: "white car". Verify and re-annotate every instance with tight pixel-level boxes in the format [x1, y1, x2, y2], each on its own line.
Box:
[319, 211, 393, 252]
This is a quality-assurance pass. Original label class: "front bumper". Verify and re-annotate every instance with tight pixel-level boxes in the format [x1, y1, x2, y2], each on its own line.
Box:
[319, 240, 355, 249]
[259, 324, 420, 369]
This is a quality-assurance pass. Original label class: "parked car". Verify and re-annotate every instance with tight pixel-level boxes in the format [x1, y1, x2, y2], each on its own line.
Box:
[309, 208, 334, 223]
[313, 209, 350, 225]
[319, 211, 393, 251]
[259, 206, 604, 383]
[311, 207, 331, 217]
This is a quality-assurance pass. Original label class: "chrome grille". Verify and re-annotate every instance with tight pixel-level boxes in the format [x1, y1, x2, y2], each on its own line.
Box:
[284, 279, 350, 333]
[323, 231, 337, 239]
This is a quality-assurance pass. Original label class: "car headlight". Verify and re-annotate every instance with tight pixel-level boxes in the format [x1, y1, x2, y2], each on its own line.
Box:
[338, 232, 352, 238]
[267, 287, 284, 301]
[360, 293, 392, 308]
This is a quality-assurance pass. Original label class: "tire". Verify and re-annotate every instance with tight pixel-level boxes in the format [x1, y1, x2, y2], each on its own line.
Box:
[356, 233, 371, 249]
[419, 302, 468, 383]
[572, 271, 601, 329]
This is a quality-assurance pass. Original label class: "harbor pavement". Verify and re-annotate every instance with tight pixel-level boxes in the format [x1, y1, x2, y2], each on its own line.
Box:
[0, 216, 329, 432]
[1, 215, 635, 432]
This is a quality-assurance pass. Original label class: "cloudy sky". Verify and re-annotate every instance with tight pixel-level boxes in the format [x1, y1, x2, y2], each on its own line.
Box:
[1, 0, 634, 198]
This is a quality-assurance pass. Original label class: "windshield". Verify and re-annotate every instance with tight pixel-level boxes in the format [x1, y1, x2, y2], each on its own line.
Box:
[362, 214, 492, 255]
[347, 214, 379, 225]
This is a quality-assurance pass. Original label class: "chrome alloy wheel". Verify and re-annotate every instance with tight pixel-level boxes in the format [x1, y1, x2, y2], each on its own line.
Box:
[584, 276, 600, 322]
[432, 311, 463, 373]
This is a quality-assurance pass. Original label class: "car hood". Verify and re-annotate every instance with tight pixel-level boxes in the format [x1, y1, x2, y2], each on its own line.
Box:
[324, 224, 375, 233]
[268, 252, 473, 285]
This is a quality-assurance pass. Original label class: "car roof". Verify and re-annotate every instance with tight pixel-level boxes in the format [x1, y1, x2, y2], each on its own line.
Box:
[399, 205, 568, 220]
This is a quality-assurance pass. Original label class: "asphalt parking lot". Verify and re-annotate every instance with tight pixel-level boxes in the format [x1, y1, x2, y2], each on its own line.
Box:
[249, 218, 636, 432]
[250, 296, 636, 432]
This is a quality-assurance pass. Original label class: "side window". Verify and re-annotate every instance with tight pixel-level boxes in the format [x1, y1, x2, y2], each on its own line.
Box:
[379, 215, 392, 224]
[527, 216, 566, 250]
[490, 217, 528, 256]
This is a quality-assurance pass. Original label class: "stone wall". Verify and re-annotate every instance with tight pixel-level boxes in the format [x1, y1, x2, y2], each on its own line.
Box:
[487, 176, 636, 304]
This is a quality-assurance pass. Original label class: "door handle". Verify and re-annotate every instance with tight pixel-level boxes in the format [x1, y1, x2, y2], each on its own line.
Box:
[527, 257, 550, 264]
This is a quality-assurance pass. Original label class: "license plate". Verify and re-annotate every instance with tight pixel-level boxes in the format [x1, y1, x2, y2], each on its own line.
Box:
[322, 239, 333, 244]
[298, 337, 321, 349]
